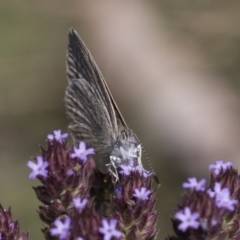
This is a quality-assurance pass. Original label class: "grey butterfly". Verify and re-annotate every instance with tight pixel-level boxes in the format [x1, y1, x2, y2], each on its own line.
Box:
[65, 28, 143, 177]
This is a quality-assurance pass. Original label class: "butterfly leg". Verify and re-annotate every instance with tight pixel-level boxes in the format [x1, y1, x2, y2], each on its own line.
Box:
[135, 144, 143, 168]
[106, 156, 120, 182]
[107, 168, 119, 183]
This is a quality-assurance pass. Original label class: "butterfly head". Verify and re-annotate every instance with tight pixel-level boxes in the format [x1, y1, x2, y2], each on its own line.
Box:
[110, 129, 142, 168]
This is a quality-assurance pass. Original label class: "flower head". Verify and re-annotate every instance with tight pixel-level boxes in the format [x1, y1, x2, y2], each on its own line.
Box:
[71, 141, 95, 162]
[27, 156, 49, 179]
[47, 130, 68, 144]
[50, 217, 71, 240]
[209, 160, 232, 175]
[169, 160, 240, 240]
[175, 207, 200, 232]
[183, 177, 206, 191]
[29, 135, 158, 240]
[98, 219, 122, 240]
[0, 205, 28, 240]
[133, 187, 151, 200]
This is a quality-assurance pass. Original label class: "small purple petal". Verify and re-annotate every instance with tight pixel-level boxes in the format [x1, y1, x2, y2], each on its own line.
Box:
[207, 189, 215, 198]
[67, 169, 74, 176]
[119, 165, 133, 175]
[27, 156, 49, 179]
[182, 177, 206, 191]
[209, 160, 232, 175]
[133, 187, 151, 201]
[71, 141, 95, 162]
[99, 219, 122, 240]
[50, 217, 71, 240]
[215, 188, 238, 211]
[211, 218, 218, 226]
[209, 182, 238, 211]
[73, 197, 88, 213]
[47, 130, 68, 144]
[133, 166, 153, 178]
[175, 207, 200, 232]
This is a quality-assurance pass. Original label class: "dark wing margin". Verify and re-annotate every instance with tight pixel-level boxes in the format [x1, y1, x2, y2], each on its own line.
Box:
[65, 28, 120, 172]
[101, 77, 128, 128]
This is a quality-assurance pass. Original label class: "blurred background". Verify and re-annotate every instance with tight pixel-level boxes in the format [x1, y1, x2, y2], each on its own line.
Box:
[1, 1, 240, 239]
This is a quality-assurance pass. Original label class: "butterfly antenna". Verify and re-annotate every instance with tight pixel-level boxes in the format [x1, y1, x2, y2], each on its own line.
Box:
[135, 134, 160, 186]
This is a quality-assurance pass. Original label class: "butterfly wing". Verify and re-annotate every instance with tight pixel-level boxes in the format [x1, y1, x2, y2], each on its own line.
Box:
[101, 77, 128, 128]
[65, 28, 122, 172]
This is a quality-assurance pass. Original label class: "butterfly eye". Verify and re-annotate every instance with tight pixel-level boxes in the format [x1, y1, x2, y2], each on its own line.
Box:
[121, 132, 127, 140]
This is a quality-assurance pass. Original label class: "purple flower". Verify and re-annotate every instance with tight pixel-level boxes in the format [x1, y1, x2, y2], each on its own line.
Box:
[207, 189, 215, 198]
[133, 187, 151, 200]
[215, 188, 238, 211]
[207, 182, 226, 198]
[207, 182, 222, 198]
[182, 177, 206, 191]
[209, 160, 232, 175]
[50, 217, 71, 240]
[175, 207, 200, 232]
[99, 219, 122, 240]
[119, 165, 133, 175]
[73, 197, 88, 213]
[76, 237, 83, 240]
[211, 218, 218, 226]
[115, 186, 122, 199]
[47, 130, 68, 144]
[27, 156, 49, 179]
[67, 169, 74, 176]
[133, 166, 153, 178]
[70, 141, 95, 162]
[208, 182, 238, 211]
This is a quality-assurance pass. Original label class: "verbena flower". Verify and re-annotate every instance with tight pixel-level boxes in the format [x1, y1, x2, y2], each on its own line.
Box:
[175, 207, 200, 232]
[119, 164, 152, 178]
[98, 219, 122, 240]
[8, 127, 240, 240]
[182, 177, 206, 191]
[70, 141, 95, 162]
[27, 156, 49, 179]
[50, 217, 71, 239]
[214, 186, 238, 211]
[208, 160, 232, 175]
[27, 130, 158, 240]
[47, 129, 68, 144]
[119, 164, 132, 175]
[133, 166, 153, 178]
[168, 160, 240, 240]
[133, 187, 152, 201]
[73, 197, 88, 213]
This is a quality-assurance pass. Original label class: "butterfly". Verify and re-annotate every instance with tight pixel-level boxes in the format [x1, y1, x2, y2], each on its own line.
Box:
[65, 28, 143, 178]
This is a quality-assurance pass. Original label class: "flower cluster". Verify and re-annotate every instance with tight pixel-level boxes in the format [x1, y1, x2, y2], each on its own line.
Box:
[27, 130, 159, 240]
[168, 160, 240, 240]
[4, 127, 240, 240]
[0, 204, 28, 240]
